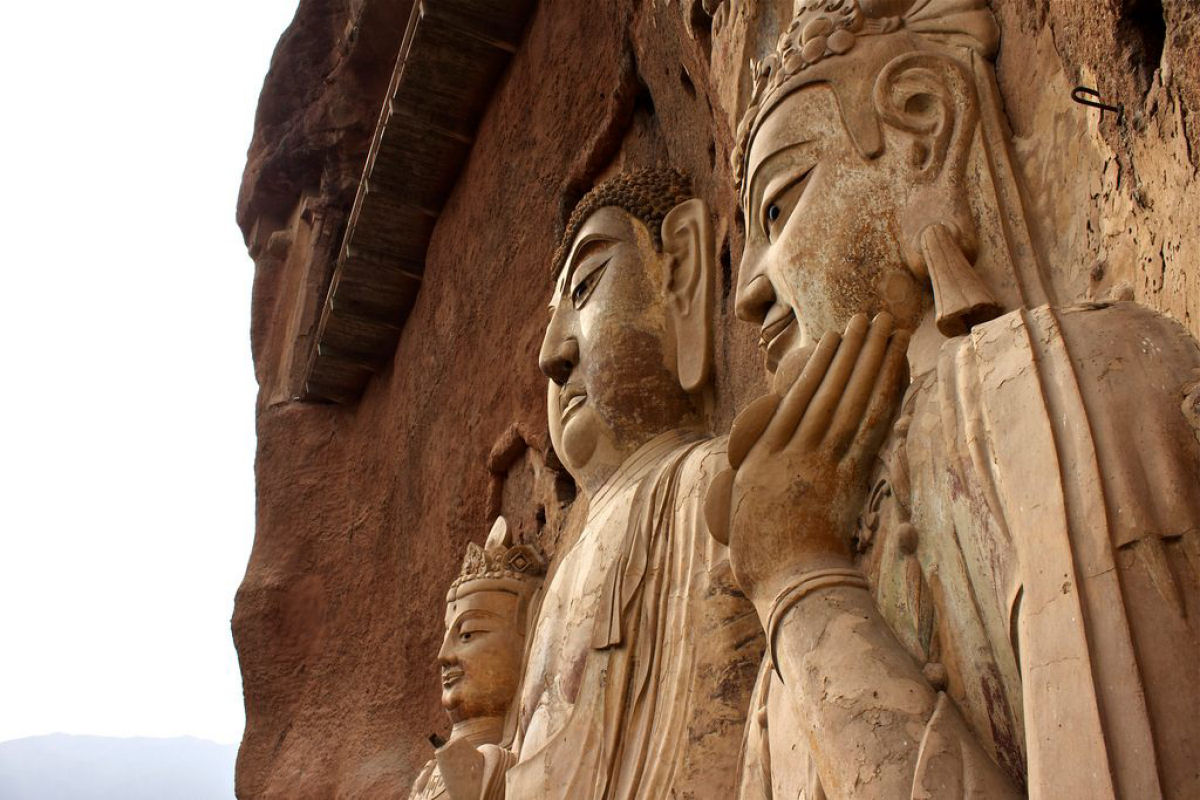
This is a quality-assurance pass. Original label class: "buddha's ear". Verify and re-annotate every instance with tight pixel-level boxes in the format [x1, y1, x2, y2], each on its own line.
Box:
[661, 198, 715, 393]
[874, 52, 999, 335]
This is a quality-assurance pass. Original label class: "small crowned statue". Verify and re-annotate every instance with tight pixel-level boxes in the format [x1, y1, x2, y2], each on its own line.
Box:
[407, 517, 546, 800]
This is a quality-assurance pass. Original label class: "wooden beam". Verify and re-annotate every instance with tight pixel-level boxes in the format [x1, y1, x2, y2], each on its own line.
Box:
[300, 0, 536, 403]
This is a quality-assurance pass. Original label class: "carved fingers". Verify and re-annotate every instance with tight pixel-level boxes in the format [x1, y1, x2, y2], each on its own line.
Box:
[848, 325, 911, 468]
[739, 313, 906, 465]
[763, 331, 841, 452]
[794, 313, 872, 449]
[705, 313, 911, 608]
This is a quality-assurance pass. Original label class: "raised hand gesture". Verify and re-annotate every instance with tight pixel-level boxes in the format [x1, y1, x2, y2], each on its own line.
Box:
[707, 312, 910, 620]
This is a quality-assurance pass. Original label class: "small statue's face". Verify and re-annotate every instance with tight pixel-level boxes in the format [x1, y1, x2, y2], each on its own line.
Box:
[540, 207, 694, 481]
[737, 84, 924, 369]
[437, 588, 524, 723]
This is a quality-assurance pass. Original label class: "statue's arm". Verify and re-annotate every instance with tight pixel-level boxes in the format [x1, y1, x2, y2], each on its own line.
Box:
[769, 579, 1018, 798]
[775, 577, 938, 795]
[712, 313, 1017, 798]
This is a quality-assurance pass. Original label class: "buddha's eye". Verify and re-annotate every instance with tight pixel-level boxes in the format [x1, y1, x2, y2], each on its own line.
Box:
[570, 260, 609, 310]
[459, 628, 490, 643]
[571, 279, 590, 304]
[458, 618, 494, 642]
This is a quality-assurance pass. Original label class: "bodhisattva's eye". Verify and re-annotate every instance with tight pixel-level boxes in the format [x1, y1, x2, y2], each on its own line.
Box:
[762, 165, 815, 241]
[570, 259, 609, 310]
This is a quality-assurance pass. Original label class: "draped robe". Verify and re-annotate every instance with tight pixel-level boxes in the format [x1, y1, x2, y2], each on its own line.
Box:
[507, 429, 761, 799]
[740, 302, 1200, 799]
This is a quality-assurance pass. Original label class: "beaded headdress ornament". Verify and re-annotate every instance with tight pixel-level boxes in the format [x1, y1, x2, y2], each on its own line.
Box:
[448, 516, 547, 601]
[732, 0, 998, 189]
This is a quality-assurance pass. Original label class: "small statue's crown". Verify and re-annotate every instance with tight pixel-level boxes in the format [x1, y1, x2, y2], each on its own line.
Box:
[733, 0, 996, 187]
[450, 516, 547, 592]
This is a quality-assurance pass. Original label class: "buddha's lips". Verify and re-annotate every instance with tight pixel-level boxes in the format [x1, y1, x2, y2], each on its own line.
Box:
[441, 667, 464, 688]
[561, 388, 586, 421]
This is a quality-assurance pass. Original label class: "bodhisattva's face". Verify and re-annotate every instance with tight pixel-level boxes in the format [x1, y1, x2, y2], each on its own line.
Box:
[737, 84, 926, 370]
[539, 206, 695, 488]
[437, 588, 524, 723]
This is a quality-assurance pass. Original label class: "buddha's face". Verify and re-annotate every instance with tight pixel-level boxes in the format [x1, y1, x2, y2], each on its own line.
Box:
[539, 207, 695, 485]
[737, 84, 925, 370]
[437, 587, 525, 723]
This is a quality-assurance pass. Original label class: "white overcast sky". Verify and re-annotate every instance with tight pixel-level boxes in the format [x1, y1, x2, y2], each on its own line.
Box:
[0, 0, 299, 745]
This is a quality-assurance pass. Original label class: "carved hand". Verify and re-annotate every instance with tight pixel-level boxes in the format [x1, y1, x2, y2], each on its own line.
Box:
[707, 313, 910, 620]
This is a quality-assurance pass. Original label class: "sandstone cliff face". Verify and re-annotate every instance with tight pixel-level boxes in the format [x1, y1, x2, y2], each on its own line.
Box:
[991, 0, 1200, 333]
[233, 1, 1200, 797]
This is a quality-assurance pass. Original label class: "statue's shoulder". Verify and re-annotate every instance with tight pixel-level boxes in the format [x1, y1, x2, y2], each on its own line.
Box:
[943, 300, 1200, 371]
[693, 432, 727, 462]
[677, 433, 729, 488]
[1053, 300, 1200, 363]
[936, 301, 1200, 544]
[931, 300, 1200, 473]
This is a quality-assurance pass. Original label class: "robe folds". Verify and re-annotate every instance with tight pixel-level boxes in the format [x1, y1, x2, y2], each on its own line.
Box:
[410, 744, 513, 800]
[739, 302, 1200, 799]
[507, 430, 762, 800]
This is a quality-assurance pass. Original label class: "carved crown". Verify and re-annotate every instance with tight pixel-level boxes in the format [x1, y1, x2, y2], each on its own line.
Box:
[450, 516, 547, 593]
[732, 0, 997, 187]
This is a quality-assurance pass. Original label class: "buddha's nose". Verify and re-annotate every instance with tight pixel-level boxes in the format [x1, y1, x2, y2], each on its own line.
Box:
[736, 273, 777, 325]
[539, 312, 579, 386]
[436, 631, 456, 665]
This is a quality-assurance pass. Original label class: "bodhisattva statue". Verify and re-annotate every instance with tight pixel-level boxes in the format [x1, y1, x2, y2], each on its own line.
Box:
[408, 517, 545, 800]
[706, 0, 1200, 797]
[499, 169, 760, 798]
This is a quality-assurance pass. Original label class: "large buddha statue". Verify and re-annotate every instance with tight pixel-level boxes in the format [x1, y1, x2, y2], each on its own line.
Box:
[706, 0, 1200, 797]
[407, 517, 545, 800]
[502, 169, 761, 799]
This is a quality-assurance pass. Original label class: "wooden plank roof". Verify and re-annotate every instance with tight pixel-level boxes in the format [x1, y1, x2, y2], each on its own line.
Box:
[302, 0, 535, 403]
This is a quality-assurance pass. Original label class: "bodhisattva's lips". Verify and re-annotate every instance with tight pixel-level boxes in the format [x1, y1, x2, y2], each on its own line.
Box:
[560, 385, 587, 422]
[760, 305, 799, 373]
[441, 666, 465, 689]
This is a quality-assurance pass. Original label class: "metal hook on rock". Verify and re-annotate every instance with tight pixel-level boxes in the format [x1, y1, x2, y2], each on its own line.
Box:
[1071, 86, 1124, 122]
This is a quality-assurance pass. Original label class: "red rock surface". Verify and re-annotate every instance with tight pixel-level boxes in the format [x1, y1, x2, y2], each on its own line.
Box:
[233, 1, 1200, 797]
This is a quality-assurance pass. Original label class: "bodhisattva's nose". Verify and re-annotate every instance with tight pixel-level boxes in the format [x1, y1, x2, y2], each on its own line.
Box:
[539, 307, 579, 386]
[736, 272, 777, 326]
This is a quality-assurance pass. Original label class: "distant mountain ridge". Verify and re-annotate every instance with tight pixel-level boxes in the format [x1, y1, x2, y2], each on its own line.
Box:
[0, 734, 236, 800]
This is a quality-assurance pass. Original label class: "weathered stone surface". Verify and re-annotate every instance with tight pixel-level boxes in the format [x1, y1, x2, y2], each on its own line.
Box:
[990, 0, 1200, 332]
[237, 0, 414, 236]
[233, 1, 1200, 797]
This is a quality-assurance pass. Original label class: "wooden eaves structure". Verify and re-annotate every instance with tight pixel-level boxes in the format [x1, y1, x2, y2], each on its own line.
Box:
[302, 0, 535, 403]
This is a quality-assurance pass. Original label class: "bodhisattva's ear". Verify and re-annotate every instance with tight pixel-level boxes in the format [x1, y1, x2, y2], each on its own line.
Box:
[874, 52, 999, 335]
[661, 197, 715, 394]
[874, 51, 979, 253]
